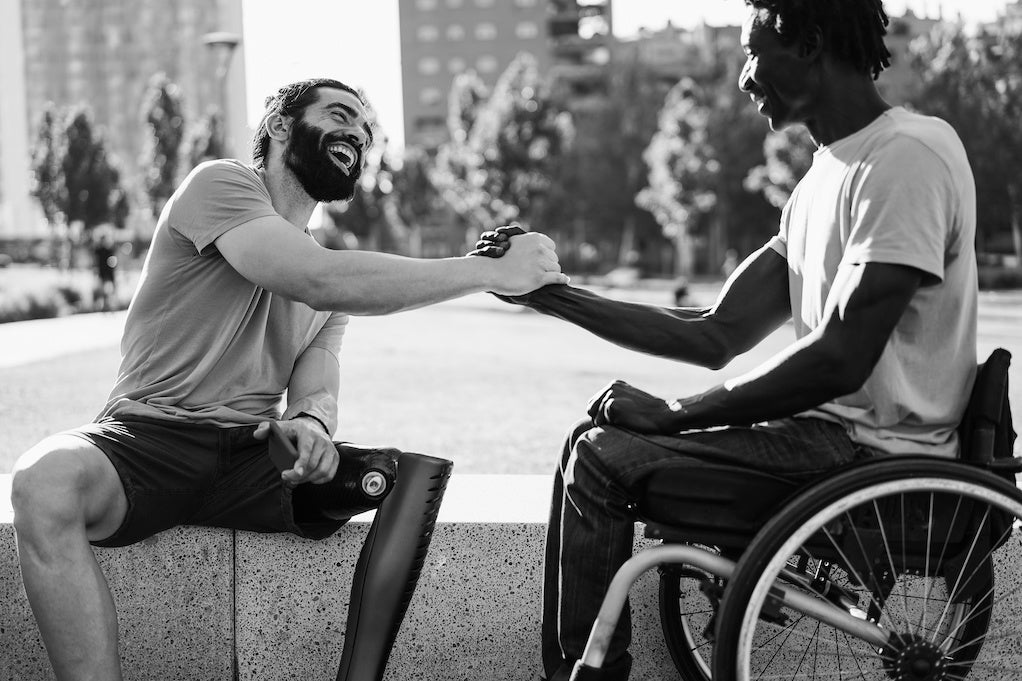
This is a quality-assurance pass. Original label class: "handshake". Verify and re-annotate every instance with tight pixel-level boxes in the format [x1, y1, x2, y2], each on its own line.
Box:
[468, 223, 529, 259]
[468, 224, 568, 299]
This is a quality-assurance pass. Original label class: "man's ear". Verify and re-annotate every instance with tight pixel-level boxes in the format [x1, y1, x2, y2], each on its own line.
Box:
[800, 25, 823, 60]
[265, 113, 291, 142]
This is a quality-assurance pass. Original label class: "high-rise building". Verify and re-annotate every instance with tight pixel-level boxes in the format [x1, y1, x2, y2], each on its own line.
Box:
[398, 0, 612, 150]
[0, 0, 247, 238]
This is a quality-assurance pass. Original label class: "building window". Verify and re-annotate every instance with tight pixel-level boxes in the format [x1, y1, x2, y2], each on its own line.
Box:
[416, 0, 438, 8]
[515, 21, 539, 39]
[448, 57, 467, 73]
[475, 22, 497, 40]
[476, 55, 499, 73]
[446, 24, 465, 40]
[417, 25, 439, 41]
[419, 58, 441, 75]
[414, 115, 446, 130]
[420, 87, 443, 106]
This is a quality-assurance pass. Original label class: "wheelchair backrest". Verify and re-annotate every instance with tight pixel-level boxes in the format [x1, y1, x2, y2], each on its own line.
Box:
[958, 348, 1016, 468]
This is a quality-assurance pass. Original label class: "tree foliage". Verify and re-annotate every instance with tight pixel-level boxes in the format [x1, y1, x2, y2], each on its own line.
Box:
[433, 54, 574, 232]
[551, 55, 677, 272]
[61, 108, 123, 231]
[185, 109, 226, 169]
[141, 73, 185, 218]
[744, 125, 815, 210]
[637, 69, 776, 275]
[29, 104, 65, 226]
[907, 22, 1022, 259]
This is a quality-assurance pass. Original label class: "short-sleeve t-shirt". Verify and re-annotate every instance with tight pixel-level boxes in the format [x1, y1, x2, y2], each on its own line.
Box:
[769, 107, 978, 457]
[98, 160, 348, 427]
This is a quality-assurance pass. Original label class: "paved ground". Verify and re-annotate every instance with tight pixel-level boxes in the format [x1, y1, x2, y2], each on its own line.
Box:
[1, 283, 1019, 472]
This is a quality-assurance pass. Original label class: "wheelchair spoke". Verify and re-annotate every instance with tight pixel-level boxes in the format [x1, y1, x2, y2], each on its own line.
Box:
[930, 503, 990, 644]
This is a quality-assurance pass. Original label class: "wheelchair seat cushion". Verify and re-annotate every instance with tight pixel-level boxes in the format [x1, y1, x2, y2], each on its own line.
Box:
[637, 463, 800, 546]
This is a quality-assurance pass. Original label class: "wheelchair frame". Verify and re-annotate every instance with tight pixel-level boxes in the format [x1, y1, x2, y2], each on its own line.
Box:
[571, 348, 1021, 681]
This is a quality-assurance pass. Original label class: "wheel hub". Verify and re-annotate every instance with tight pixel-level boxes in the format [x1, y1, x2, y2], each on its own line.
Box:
[884, 634, 948, 680]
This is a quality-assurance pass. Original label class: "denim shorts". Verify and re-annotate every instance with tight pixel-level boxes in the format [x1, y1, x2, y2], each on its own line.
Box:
[70, 416, 347, 548]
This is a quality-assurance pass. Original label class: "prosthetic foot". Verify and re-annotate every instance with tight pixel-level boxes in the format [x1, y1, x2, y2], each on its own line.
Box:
[335, 451, 454, 681]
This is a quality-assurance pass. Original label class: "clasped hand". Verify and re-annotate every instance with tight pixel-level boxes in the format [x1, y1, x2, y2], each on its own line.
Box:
[468, 223, 565, 301]
[586, 379, 682, 435]
[253, 417, 339, 486]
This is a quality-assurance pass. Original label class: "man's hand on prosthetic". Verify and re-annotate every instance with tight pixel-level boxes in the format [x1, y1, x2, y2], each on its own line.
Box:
[254, 417, 339, 486]
[586, 380, 683, 435]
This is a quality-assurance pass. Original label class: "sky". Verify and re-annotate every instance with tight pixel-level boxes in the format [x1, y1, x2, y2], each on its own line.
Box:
[240, 0, 1013, 150]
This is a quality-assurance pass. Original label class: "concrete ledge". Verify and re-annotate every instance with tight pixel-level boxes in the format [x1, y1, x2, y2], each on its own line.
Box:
[1, 474, 672, 680]
[5, 473, 1021, 680]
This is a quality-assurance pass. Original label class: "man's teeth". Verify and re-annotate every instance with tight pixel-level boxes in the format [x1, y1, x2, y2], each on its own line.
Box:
[327, 143, 355, 167]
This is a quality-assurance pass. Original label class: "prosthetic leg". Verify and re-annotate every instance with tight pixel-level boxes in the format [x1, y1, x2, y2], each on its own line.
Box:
[335, 451, 454, 681]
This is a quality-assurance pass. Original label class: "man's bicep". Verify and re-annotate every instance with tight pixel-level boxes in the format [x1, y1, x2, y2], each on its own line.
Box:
[820, 261, 923, 379]
[215, 217, 323, 302]
[710, 244, 792, 351]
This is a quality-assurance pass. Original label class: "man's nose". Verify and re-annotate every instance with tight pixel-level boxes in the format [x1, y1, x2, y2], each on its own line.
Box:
[738, 62, 755, 93]
[345, 125, 369, 148]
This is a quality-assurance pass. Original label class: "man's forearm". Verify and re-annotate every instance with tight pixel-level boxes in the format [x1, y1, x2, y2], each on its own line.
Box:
[305, 252, 496, 315]
[517, 284, 732, 368]
[667, 335, 855, 430]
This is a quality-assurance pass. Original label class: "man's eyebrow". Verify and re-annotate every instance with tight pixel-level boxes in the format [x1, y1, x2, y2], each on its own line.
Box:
[324, 102, 375, 143]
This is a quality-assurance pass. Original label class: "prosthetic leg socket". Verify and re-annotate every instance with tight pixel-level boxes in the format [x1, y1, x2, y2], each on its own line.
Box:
[335, 451, 454, 681]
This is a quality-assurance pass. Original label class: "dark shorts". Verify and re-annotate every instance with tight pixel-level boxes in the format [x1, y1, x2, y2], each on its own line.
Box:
[70, 417, 347, 548]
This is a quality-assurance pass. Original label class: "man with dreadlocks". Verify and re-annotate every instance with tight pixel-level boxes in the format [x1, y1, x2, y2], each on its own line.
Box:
[474, 1, 977, 679]
[10, 78, 567, 679]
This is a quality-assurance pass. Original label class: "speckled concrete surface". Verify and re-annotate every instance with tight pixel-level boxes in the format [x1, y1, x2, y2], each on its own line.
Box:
[234, 518, 677, 680]
[4, 472, 1022, 680]
[0, 522, 234, 681]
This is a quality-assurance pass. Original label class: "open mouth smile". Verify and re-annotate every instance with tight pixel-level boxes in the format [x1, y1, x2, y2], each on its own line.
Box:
[326, 142, 358, 173]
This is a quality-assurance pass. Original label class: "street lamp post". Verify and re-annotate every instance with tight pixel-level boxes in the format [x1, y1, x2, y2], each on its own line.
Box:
[201, 31, 241, 158]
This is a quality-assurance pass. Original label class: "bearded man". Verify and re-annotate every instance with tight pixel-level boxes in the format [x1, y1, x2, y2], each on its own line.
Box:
[10, 78, 567, 680]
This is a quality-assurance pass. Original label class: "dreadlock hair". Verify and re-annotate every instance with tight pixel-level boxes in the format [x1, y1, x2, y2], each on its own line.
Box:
[744, 0, 892, 80]
[251, 77, 365, 168]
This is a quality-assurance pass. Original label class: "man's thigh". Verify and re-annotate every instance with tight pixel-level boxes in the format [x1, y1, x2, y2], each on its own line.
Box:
[574, 417, 864, 494]
[68, 417, 222, 548]
[13, 433, 129, 543]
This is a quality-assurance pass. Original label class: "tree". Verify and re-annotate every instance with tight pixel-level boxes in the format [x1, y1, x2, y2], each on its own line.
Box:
[908, 22, 1022, 261]
[141, 73, 185, 219]
[637, 60, 778, 276]
[551, 54, 678, 274]
[185, 109, 226, 169]
[61, 108, 122, 232]
[744, 125, 815, 210]
[29, 104, 65, 229]
[636, 78, 718, 276]
[432, 71, 492, 230]
[433, 54, 574, 234]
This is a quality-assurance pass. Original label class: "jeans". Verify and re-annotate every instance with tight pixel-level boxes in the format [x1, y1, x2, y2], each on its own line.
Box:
[541, 416, 873, 680]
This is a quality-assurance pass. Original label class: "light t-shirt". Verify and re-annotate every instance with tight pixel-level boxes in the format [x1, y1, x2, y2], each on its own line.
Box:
[769, 107, 978, 457]
[98, 160, 348, 429]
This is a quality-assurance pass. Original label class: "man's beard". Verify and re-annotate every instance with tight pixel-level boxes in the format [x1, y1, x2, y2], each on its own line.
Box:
[284, 118, 361, 202]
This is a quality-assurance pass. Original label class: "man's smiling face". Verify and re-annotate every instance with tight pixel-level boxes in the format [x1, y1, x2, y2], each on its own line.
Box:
[738, 9, 817, 132]
[284, 87, 374, 202]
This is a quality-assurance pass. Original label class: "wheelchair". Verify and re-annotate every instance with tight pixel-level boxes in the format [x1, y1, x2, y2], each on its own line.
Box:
[572, 348, 1022, 680]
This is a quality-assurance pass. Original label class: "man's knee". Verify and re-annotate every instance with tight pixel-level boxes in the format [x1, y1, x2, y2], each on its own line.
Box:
[11, 436, 125, 542]
[559, 418, 597, 467]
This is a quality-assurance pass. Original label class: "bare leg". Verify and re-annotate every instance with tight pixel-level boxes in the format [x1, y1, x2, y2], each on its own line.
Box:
[10, 434, 129, 681]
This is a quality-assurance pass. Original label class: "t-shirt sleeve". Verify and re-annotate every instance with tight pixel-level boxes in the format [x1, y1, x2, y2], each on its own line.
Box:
[168, 161, 280, 255]
[841, 136, 954, 284]
[307, 312, 349, 361]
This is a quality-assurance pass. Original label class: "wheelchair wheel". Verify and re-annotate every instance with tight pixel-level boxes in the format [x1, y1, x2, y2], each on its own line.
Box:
[658, 550, 723, 681]
[713, 457, 1022, 681]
